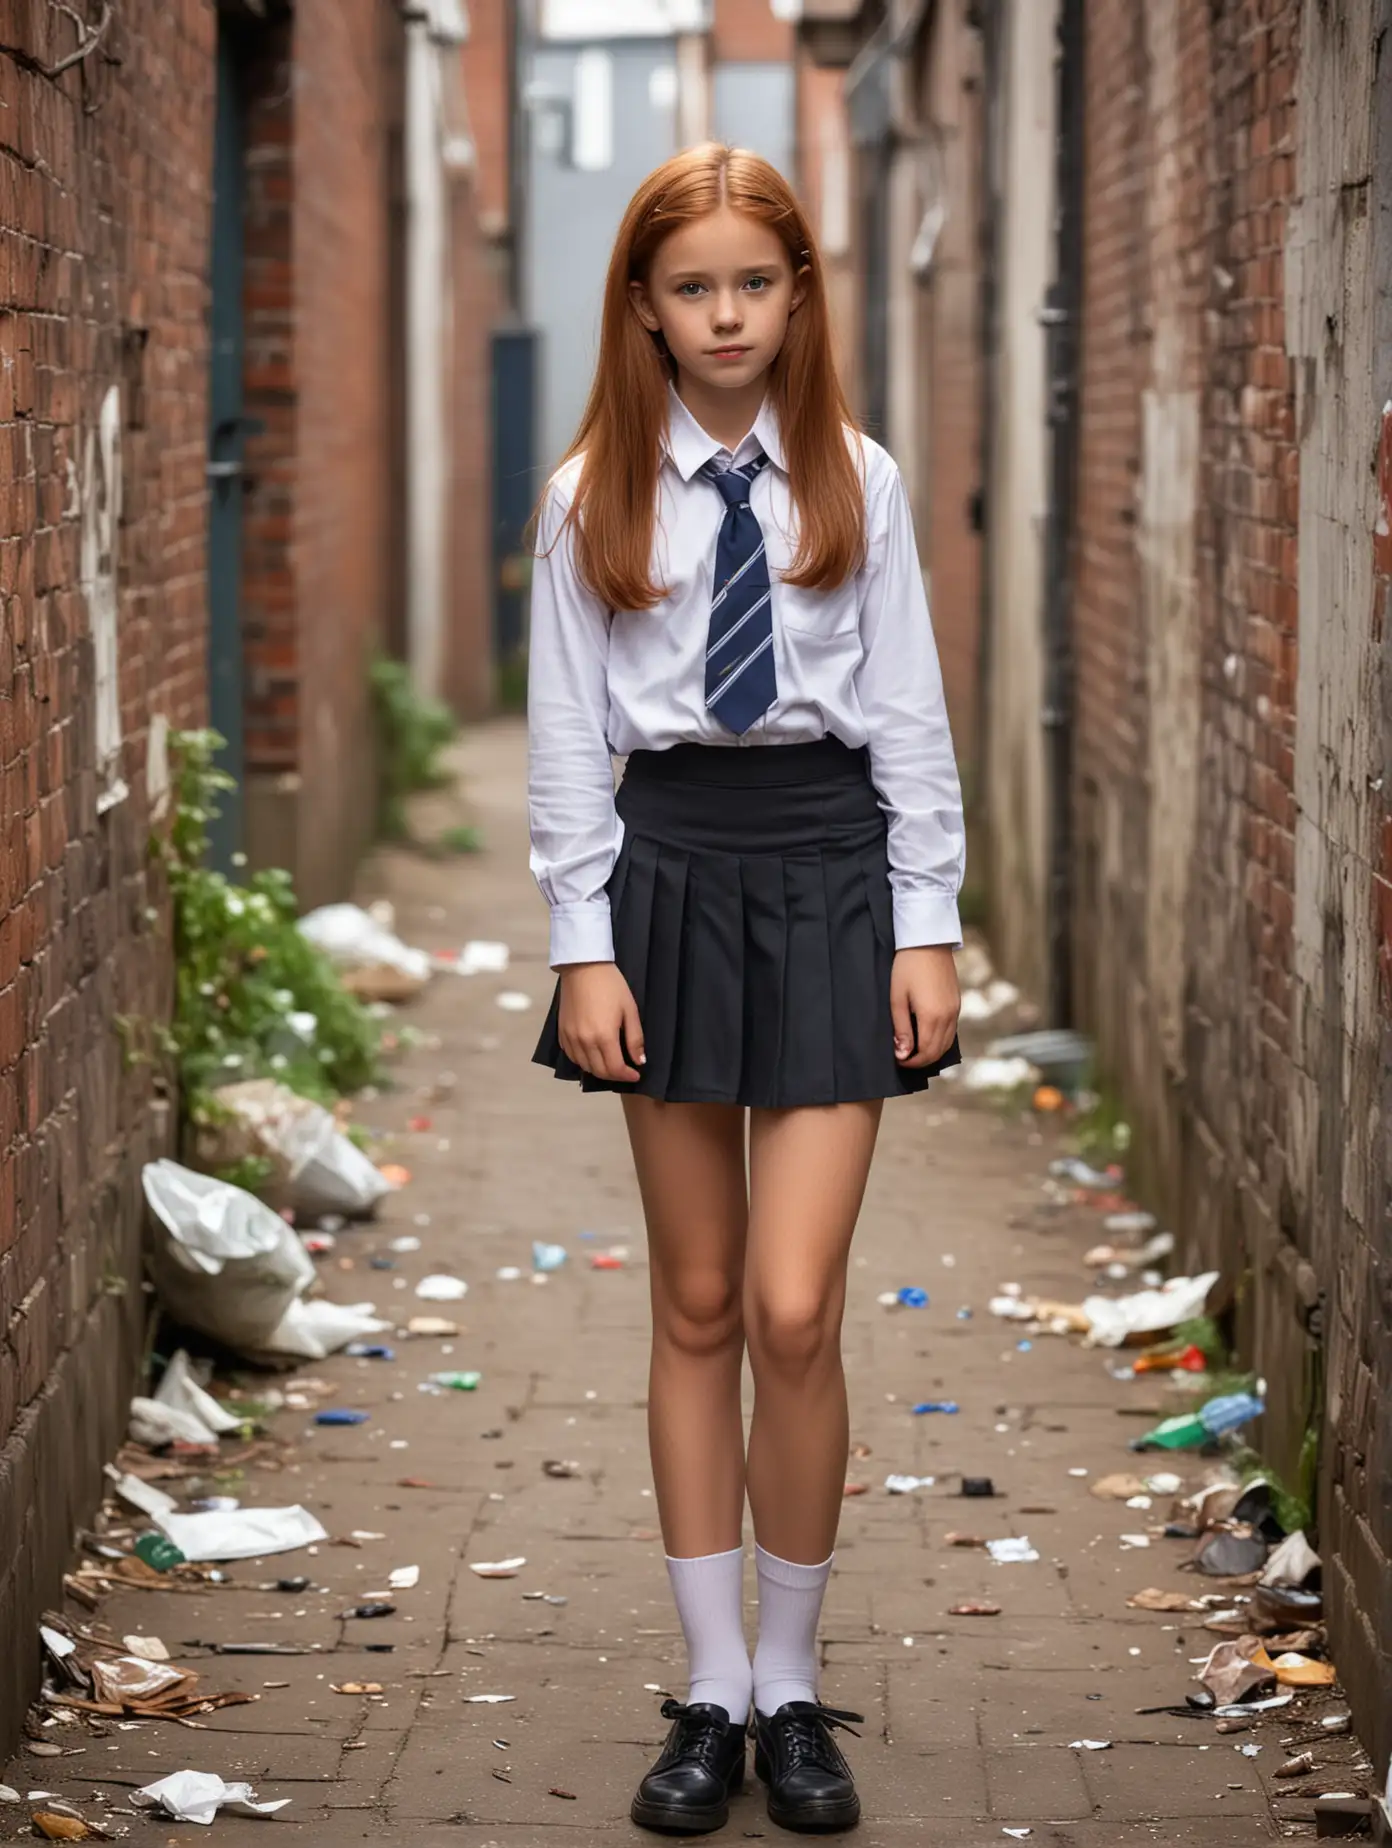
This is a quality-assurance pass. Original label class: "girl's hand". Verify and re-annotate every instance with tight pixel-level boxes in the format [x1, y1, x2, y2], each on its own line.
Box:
[557, 962, 647, 1081]
[890, 946, 961, 1068]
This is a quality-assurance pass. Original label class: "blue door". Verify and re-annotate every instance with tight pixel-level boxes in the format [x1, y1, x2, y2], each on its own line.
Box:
[207, 27, 247, 870]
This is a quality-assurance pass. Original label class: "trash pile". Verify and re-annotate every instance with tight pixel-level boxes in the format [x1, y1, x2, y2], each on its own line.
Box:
[143, 1159, 391, 1362]
[36, 1615, 256, 1724]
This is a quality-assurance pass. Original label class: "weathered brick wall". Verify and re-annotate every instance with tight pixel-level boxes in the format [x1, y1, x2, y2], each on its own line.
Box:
[241, 0, 393, 906]
[0, 0, 214, 1746]
[447, 0, 513, 718]
[1070, 0, 1391, 1761]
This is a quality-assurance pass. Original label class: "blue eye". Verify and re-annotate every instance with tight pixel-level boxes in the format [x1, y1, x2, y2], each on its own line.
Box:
[744, 276, 770, 292]
[677, 282, 706, 297]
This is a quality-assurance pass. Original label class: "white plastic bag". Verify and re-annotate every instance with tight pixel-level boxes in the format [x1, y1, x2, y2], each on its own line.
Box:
[200, 1079, 390, 1219]
[143, 1160, 315, 1353]
[1081, 1271, 1220, 1346]
[154, 1349, 243, 1436]
[261, 1297, 391, 1361]
[298, 902, 432, 1000]
[135, 1770, 291, 1824]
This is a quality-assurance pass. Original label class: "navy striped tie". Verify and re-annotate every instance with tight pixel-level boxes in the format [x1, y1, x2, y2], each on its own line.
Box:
[703, 454, 776, 734]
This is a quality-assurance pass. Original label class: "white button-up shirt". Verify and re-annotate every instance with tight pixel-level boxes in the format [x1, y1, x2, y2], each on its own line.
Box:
[528, 388, 966, 968]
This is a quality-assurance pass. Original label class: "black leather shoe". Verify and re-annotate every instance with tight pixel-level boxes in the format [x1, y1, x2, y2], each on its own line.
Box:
[753, 1701, 864, 1832]
[630, 1698, 748, 1834]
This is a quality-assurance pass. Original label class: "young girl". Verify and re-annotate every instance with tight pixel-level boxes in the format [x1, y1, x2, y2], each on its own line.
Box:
[528, 144, 964, 1836]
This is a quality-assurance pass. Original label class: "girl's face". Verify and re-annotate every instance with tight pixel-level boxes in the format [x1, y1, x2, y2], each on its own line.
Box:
[631, 205, 805, 396]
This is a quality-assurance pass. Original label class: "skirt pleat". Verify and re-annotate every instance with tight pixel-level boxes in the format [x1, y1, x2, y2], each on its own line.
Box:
[533, 739, 961, 1107]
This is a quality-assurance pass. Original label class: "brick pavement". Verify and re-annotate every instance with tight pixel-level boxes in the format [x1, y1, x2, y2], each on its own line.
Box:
[3, 721, 1339, 1845]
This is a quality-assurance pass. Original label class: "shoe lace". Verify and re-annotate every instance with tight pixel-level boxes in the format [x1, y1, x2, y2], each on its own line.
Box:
[777, 1703, 864, 1774]
[660, 1698, 734, 1771]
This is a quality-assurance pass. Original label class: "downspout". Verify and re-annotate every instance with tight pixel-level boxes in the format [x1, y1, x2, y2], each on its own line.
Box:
[1039, 0, 1083, 1027]
[402, 0, 469, 702]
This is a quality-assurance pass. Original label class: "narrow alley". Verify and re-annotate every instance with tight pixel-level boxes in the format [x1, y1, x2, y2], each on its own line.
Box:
[2, 725, 1354, 1845]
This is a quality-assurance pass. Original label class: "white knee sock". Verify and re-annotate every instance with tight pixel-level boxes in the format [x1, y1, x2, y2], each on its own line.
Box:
[752, 1544, 833, 1715]
[666, 1547, 753, 1724]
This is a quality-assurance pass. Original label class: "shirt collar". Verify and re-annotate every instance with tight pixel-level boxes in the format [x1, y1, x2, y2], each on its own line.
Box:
[663, 383, 787, 481]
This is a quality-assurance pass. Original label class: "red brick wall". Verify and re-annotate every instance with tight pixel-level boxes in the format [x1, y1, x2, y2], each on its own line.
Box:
[446, 0, 513, 717]
[1070, 0, 1392, 1758]
[714, 0, 793, 64]
[241, 1, 394, 905]
[1073, 0, 1302, 1415]
[290, 0, 392, 904]
[0, 0, 214, 1748]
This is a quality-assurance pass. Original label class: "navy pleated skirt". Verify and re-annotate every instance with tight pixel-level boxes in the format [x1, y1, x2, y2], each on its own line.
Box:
[532, 737, 961, 1108]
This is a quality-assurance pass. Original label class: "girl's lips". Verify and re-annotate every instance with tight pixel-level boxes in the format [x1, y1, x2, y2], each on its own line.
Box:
[709, 346, 751, 357]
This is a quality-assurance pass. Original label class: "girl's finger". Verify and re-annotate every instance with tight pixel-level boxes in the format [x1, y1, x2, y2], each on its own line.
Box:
[890, 985, 915, 1063]
[622, 993, 647, 1068]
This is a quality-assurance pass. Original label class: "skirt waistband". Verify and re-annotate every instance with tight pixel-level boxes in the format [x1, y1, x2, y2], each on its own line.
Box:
[622, 736, 868, 788]
[616, 738, 882, 856]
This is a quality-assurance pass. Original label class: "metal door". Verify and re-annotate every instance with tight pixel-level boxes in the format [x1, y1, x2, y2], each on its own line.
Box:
[207, 27, 248, 870]
[491, 326, 538, 686]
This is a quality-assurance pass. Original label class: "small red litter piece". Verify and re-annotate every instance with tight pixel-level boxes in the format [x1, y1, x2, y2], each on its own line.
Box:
[407, 1115, 433, 1133]
[590, 1253, 624, 1270]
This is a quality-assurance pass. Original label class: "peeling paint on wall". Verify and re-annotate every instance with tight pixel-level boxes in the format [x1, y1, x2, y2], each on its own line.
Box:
[81, 383, 125, 812]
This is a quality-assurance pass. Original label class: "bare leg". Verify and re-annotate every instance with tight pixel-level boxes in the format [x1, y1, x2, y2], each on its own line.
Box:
[623, 1095, 749, 1556]
[744, 1101, 882, 1563]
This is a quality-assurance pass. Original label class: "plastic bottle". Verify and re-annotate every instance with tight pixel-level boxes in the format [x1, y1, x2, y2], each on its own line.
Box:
[1130, 1392, 1263, 1452]
[430, 1370, 482, 1391]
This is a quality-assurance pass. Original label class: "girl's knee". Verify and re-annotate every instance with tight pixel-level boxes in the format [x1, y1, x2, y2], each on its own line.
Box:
[747, 1290, 840, 1379]
[654, 1266, 744, 1359]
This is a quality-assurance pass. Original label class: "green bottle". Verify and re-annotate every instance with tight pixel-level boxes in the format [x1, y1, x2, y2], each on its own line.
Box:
[430, 1370, 482, 1391]
[134, 1532, 186, 1571]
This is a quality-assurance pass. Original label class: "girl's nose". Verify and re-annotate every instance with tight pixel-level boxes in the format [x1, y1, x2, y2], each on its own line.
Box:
[711, 293, 742, 329]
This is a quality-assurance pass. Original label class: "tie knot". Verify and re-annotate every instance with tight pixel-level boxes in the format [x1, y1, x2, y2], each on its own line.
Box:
[706, 454, 765, 508]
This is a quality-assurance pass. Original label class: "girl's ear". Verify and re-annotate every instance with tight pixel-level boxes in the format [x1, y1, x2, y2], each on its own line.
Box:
[629, 279, 662, 332]
[789, 262, 812, 314]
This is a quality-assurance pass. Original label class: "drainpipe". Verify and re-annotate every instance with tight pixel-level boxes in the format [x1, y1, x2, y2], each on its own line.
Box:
[402, 0, 470, 703]
[1039, 0, 1084, 1027]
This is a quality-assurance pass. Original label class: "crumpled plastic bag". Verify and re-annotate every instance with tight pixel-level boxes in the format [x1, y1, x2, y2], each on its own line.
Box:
[298, 902, 432, 1002]
[129, 1349, 247, 1448]
[142, 1161, 387, 1362]
[1082, 1272, 1220, 1347]
[258, 1297, 391, 1361]
[90, 1656, 188, 1703]
[143, 1160, 315, 1353]
[133, 1770, 290, 1824]
[194, 1079, 390, 1219]
[1198, 1637, 1276, 1705]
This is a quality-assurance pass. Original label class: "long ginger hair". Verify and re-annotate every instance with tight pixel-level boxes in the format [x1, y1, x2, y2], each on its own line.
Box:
[554, 143, 865, 612]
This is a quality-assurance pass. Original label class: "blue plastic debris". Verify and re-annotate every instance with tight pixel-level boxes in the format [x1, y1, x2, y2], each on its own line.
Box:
[532, 1240, 568, 1272]
[897, 1286, 930, 1308]
[315, 1408, 370, 1426]
[956, 1307, 973, 1321]
[345, 1344, 395, 1360]
[912, 1401, 960, 1415]
[1016, 1339, 1033, 1352]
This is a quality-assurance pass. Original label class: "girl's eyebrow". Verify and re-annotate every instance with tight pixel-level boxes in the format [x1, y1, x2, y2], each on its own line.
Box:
[665, 262, 783, 282]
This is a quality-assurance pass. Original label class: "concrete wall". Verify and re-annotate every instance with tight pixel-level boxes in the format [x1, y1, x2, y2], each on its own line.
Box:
[0, 0, 214, 1748]
[524, 38, 679, 476]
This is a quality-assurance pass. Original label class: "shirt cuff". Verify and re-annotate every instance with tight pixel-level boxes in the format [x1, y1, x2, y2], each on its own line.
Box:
[892, 889, 963, 950]
[549, 900, 615, 968]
